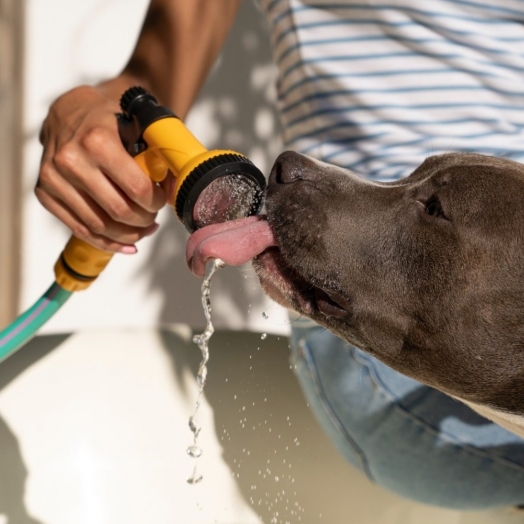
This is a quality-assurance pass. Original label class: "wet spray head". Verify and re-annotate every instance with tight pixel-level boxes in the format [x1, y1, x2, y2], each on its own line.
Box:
[119, 87, 266, 232]
[176, 156, 264, 231]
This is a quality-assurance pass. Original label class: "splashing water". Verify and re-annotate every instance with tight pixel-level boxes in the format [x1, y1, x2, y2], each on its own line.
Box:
[187, 258, 225, 485]
[193, 174, 262, 229]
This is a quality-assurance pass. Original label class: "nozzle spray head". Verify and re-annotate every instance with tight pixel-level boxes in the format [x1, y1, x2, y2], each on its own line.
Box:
[176, 153, 265, 232]
[118, 87, 266, 233]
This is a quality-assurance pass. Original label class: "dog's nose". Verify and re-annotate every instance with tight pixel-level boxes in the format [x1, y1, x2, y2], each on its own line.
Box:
[269, 151, 305, 185]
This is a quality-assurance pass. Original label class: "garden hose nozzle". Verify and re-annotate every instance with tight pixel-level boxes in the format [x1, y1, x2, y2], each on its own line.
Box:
[54, 86, 266, 292]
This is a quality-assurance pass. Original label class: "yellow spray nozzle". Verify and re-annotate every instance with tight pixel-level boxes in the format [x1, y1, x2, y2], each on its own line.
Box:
[122, 88, 265, 231]
[54, 86, 266, 292]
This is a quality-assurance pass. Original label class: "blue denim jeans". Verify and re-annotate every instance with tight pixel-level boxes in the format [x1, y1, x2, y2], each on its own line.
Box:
[289, 316, 524, 510]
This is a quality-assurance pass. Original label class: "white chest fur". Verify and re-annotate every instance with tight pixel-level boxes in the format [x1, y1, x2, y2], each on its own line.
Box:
[460, 399, 524, 439]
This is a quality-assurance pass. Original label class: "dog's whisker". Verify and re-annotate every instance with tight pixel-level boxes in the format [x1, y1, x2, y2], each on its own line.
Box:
[444, 136, 458, 155]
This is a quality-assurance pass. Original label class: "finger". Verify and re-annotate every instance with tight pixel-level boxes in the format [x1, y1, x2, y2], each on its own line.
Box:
[35, 189, 137, 254]
[103, 157, 167, 213]
[37, 172, 159, 244]
[79, 124, 167, 213]
[51, 145, 158, 228]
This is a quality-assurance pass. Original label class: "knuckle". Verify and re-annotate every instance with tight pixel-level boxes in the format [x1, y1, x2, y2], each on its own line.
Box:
[71, 223, 90, 241]
[85, 217, 105, 236]
[39, 123, 48, 145]
[107, 200, 133, 222]
[81, 126, 110, 152]
[38, 163, 54, 186]
[54, 143, 79, 172]
[34, 183, 43, 198]
[126, 178, 151, 202]
[34, 185, 49, 206]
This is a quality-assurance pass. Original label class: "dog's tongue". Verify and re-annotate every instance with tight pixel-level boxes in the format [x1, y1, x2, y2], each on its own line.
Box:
[186, 215, 277, 277]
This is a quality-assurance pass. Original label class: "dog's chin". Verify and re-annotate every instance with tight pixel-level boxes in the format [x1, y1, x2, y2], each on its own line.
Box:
[253, 247, 351, 321]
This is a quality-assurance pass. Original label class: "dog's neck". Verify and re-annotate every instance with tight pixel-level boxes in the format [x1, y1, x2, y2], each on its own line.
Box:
[459, 399, 524, 439]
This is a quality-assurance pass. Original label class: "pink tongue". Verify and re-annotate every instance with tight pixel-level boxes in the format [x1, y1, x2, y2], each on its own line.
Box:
[186, 215, 277, 277]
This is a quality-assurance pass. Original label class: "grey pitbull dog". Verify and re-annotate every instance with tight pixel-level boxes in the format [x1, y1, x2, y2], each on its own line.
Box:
[253, 150, 524, 437]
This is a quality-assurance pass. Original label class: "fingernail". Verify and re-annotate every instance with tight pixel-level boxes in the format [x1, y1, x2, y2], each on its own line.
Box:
[120, 245, 138, 255]
[146, 223, 160, 236]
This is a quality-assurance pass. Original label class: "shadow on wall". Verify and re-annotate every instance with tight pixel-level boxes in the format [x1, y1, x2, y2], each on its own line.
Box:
[139, 0, 283, 329]
[0, 335, 69, 524]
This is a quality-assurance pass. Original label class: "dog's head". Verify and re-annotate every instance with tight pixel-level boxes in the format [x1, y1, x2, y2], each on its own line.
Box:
[254, 151, 524, 414]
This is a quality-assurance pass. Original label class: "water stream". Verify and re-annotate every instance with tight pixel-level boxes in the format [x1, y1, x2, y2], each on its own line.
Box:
[187, 258, 225, 484]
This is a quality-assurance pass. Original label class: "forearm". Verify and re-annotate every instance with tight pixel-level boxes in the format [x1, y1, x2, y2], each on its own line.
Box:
[99, 0, 243, 118]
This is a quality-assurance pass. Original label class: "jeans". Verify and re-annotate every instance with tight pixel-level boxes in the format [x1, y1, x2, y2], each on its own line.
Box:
[289, 316, 524, 510]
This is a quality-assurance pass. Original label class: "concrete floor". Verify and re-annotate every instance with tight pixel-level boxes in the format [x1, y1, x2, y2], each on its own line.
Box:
[0, 327, 521, 524]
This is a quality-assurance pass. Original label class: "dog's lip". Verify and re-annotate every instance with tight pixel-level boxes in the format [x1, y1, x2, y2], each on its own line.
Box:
[314, 288, 351, 318]
[254, 247, 314, 315]
[254, 247, 350, 319]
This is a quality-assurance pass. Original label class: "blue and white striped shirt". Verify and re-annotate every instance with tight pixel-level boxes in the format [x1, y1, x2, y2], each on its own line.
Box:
[258, 0, 524, 180]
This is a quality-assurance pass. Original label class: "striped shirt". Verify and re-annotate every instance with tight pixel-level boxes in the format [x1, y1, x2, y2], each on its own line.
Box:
[257, 0, 524, 180]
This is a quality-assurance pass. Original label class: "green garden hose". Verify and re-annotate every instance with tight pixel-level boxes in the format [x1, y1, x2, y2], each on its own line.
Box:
[0, 283, 71, 363]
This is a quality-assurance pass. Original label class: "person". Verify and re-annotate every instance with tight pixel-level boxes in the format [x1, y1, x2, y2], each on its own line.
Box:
[37, 0, 524, 509]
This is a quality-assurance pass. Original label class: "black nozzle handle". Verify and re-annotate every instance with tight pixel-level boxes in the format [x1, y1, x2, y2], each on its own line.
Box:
[117, 86, 178, 157]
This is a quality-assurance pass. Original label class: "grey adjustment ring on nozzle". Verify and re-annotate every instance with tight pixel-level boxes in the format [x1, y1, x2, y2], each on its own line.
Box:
[175, 153, 266, 233]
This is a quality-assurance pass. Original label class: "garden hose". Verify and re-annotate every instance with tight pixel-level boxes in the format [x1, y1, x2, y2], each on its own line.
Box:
[0, 87, 266, 361]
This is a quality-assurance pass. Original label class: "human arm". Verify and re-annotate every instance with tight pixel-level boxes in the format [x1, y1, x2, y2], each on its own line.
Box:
[37, 0, 243, 253]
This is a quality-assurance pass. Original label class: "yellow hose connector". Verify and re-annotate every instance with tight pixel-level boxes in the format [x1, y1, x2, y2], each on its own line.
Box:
[54, 237, 113, 292]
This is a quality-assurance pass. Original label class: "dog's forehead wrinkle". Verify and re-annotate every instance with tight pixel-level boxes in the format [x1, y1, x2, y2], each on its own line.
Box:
[307, 155, 393, 189]
[403, 151, 517, 188]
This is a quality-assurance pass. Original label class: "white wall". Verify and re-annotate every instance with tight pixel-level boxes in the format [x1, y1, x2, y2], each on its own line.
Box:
[21, 0, 289, 335]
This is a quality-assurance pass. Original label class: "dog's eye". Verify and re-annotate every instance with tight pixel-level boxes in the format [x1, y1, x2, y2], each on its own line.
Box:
[425, 197, 444, 218]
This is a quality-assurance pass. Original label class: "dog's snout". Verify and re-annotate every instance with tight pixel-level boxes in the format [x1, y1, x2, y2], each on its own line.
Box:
[269, 151, 305, 186]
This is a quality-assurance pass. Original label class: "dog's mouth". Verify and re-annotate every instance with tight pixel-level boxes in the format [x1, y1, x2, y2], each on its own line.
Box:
[186, 216, 350, 320]
[253, 247, 350, 319]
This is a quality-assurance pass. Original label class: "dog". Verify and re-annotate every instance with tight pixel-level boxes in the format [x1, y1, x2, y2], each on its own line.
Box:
[187, 150, 524, 438]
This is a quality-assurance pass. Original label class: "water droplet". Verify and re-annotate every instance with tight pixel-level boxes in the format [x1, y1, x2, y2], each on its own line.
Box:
[197, 365, 207, 388]
[193, 175, 262, 228]
[188, 416, 201, 436]
[187, 445, 202, 458]
[187, 474, 203, 484]
[261, 333, 267, 340]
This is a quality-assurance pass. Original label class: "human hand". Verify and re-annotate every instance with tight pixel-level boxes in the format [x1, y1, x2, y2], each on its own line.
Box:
[37, 84, 168, 254]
